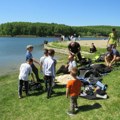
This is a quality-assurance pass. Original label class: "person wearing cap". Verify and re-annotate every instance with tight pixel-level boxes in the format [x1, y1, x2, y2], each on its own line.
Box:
[105, 45, 120, 67]
[26, 45, 41, 82]
[66, 67, 82, 115]
[18, 58, 34, 99]
[68, 42, 82, 62]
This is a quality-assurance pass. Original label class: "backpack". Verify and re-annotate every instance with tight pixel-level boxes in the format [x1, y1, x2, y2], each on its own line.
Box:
[95, 54, 106, 62]
[91, 64, 112, 74]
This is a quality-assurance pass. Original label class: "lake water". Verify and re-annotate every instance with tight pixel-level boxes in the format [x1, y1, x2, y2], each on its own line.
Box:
[0, 37, 59, 75]
[0, 37, 103, 76]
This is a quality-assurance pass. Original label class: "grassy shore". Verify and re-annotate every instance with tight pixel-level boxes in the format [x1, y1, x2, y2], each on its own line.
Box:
[0, 42, 120, 120]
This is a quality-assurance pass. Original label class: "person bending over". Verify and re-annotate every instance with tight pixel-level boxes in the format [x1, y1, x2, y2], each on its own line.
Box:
[18, 58, 34, 99]
[105, 46, 120, 67]
[68, 42, 82, 62]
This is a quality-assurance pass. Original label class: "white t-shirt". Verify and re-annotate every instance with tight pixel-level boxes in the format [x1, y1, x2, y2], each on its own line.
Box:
[68, 60, 77, 72]
[43, 56, 55, 78]
[19, 63, 32, 81]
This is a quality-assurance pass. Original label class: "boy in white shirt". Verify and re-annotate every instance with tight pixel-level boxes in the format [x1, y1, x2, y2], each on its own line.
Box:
[18, 58, 34, 99]
[43, 49, 55, 98]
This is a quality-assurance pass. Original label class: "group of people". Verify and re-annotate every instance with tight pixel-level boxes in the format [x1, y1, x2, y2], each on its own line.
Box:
[18, 28, 119, 116]
[18, 45, 56, 99]
[105, 28, 120, 67]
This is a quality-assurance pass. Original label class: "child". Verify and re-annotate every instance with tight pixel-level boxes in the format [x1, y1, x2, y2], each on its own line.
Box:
[18, 58, 34, 99]
[66, 67, 82, 115]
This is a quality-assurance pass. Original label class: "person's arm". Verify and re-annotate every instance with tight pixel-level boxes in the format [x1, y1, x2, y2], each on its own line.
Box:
[109, 55, 116, 67]
[66, 88, 70, 98]
[51, 61, 55, 79]
[104, 56, 109, 66]
[77, 43, 81, 51]
[31, 73, 35, 81]
[32, 58, 41, 66]
[107, 34, 110, 46]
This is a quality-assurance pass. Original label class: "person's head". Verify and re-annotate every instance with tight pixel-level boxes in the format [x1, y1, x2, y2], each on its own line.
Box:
[112, 44, 116, 49]
[112, 28, 116, 32]
[26, 45, 33, 52]
[71, 42, 75, 47]
[107, 46, 112, 52]
[48, 49, 55, 57]
[27, 58, 33, 65]
[112, 28, 116, 34]
[70, 67, 78, 77]
[68, 55, 74, 61]
[44, 49, 48, 56]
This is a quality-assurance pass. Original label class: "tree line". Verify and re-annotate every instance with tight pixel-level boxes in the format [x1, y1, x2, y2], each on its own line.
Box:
[0, 22, 120, 37]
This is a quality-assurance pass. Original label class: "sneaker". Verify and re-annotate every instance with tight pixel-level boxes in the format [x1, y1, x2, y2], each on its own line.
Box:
[19, 96, 22, 99]
[75, 107, 79, 111]
[96, 94, 107, 99]
[67, 111, 75, 116]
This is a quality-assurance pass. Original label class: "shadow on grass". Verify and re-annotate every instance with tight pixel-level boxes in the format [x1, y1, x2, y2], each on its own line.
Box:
[52, 91, 66, 97]
[54, 83, 66, 89]
[29, 89, 45, 96]
[76, 103, 102, 113]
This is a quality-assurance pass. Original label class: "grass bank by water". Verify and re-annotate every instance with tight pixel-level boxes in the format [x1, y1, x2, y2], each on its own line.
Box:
[0, 42, 120, 120]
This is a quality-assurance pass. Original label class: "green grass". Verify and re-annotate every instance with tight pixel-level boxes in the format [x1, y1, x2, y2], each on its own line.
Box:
[0, 43, 120, 120]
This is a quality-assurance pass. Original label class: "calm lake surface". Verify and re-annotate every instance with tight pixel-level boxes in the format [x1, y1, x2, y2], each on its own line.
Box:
[0, 37, 103, 76]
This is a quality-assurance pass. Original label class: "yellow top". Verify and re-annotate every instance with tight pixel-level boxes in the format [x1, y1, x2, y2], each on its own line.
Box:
[108, 33, 118, 45]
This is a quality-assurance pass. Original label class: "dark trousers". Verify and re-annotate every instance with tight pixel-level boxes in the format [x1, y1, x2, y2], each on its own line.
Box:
[18, 80, 29, 96]
[70, 96, 78, 113]
[44, 76, 53, 98]
[56, 65, 69, 74]
[31, 64, 40, 82]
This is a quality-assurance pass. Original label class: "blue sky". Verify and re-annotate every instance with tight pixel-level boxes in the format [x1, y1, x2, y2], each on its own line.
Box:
[0, 0, 120, 26]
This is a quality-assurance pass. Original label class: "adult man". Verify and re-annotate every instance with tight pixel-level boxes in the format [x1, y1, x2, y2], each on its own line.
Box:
[18, 58, 34, 98]
[68, 42, 82, 62]
[105, 46, 120, 67]
[26, 45, 41, 82]
[43, 49, 55, 98]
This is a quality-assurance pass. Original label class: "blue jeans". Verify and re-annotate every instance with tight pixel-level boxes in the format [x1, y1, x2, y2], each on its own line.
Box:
[18, 80, 29, 96]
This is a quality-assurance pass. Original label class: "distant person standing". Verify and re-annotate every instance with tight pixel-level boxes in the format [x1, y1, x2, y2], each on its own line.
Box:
[78, 35, 81, 40]
[107, 28, 118, 48]
[26, 45, 41, 83]
[68, 42, 82, 62]
[61, 35, 65, 41]
[43, 49, 56, 98]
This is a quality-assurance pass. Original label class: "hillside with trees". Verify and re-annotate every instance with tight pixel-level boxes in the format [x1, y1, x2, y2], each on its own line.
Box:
[0, 22, 120, 37]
